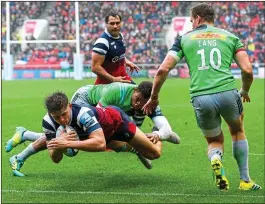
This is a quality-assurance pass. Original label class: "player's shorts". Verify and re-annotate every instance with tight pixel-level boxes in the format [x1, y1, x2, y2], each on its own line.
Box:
[191, 89, 243, 137]
[70, 85, 93, 106]
[106, 106, 136, 143]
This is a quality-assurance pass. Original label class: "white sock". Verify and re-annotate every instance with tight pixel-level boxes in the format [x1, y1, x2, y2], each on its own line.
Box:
[22, 131, 43, 142]
[208, 148, 223, 162]
[17, 143, 37, 161]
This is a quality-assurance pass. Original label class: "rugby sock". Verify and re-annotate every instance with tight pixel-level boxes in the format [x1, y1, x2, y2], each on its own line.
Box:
[130, 147, 138, 154]
[17, 143, 37, 161]
[22, 131, 43, 142]
[208, 148, 223, 162]
[111, 144, 139, 154]
[232, 139, 250, 182]
[112, 144, 129, 152]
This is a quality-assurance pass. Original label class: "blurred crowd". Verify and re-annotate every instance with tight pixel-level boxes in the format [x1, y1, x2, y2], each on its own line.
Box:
[1, 1, 264, 68]
[212, 2, 265, 64]
[78, 1, 191, 64]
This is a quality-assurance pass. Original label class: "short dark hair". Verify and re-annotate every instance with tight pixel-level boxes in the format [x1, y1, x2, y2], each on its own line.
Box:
[105, 10, 122, 24]
[44, 91, 68, 113]
[137, 81, 153, 99]
[191, 3, 215, 23]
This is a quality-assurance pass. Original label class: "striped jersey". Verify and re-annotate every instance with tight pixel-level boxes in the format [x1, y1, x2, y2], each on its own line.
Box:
[43, 104, 101, 141]
[93, 29, 131, 84]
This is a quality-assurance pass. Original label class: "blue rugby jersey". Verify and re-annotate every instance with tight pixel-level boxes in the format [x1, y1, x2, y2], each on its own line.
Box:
[93, 29, 131, 84]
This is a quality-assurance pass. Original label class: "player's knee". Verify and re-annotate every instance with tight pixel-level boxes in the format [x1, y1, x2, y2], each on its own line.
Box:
[229, 121, 244, 135]
[149, 148, 161, 160]
[33, 135, 47, 151]
[206, 133, 224, 144]
[230, 127, 244, 136]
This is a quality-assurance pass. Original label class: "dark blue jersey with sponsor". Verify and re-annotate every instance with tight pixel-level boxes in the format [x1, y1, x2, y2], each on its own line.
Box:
[43, 104, 101, 141]
[93, 29, 131, 84]
[43, 104, 136, 143]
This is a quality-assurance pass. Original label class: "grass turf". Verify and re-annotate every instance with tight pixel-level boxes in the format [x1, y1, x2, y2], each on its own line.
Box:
[1, 78, 264, 203]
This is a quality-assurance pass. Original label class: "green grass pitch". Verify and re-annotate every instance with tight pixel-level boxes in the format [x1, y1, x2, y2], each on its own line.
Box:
[1, 78, 264, 203]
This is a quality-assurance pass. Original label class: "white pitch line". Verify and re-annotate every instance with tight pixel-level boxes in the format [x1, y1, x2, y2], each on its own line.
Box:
[249, 153, 265, 156]
[2, 190, 264, 198]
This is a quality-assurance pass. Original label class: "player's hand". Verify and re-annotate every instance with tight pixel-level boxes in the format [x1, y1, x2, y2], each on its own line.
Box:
[66, 131, 79, 141]
[47, 137, 69, 150]
[113, 76, 131, 83]
[239, 88, 251, 103]
[146, 133, 160, 144]
[142, 98, 159, 115]
[126, 61, 140, 73]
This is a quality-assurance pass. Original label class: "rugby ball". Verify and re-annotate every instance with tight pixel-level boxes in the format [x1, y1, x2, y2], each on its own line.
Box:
[56, 125, 79, 157]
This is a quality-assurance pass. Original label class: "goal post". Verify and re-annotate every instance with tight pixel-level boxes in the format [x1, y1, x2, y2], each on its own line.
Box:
[3, 2, 85, 80]
[73, 53, 84, 80]
[3, 54, 13, 81]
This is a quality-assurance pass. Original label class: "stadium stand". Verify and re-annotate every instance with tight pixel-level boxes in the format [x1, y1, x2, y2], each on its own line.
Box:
[212, 2, 265, 64]
[1, 2, 264, 69]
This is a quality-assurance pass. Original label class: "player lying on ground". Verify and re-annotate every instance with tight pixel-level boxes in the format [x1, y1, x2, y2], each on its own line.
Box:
[7, 81, 180, 176]
[45, 92, 162, 165]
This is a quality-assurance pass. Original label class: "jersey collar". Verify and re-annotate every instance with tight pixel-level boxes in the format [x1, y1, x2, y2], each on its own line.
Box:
[105, 28, 120, 39]
[196, 24, 209, 30]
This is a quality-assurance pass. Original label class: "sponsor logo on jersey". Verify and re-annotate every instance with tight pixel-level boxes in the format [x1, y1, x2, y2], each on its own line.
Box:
[191, 33, 226, 40]
[112, 53, 125, 63]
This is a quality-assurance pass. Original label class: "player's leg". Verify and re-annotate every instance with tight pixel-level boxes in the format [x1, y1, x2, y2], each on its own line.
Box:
[133, 108, 180, 144]
[5, 127, 42, 152]
[220, 89, 261, 190]
[109, 106, 162, 160]
[107, 140, 152, 169]
[191, 94, 229, 190]
[10, 135, 47, 176]
[129, 127, 162, 160]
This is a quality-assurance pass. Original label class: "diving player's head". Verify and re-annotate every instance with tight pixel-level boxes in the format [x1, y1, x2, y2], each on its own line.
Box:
[44, 91, 72, 126]
[190, 3, 214, 29]
[105, 10, 122, 37]
[132, 81, 153, 111]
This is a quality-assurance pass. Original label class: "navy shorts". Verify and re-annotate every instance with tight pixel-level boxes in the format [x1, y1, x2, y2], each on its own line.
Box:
[108, 106, 136, 143]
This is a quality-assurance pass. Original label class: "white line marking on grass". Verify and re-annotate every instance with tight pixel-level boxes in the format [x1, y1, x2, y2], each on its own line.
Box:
[2, 190, 264, 198]
[249, 153, 265, 156]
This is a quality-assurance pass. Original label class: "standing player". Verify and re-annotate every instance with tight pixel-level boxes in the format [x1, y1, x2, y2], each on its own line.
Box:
[7, 81, 180, 176]
[143, 3, 261, 191]
[91, 10, 140, 84]
[44, 92, 162, 164]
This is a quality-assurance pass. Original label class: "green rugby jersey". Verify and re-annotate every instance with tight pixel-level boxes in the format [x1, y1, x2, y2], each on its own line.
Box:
[169, 24, 245, 97]
[87, 82, 137, 112]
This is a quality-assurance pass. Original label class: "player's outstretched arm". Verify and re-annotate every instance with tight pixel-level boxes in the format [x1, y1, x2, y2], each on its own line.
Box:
[47, 129, 106, 152]
[234, 51, 253, 102]
[143, 54, 178, 115]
